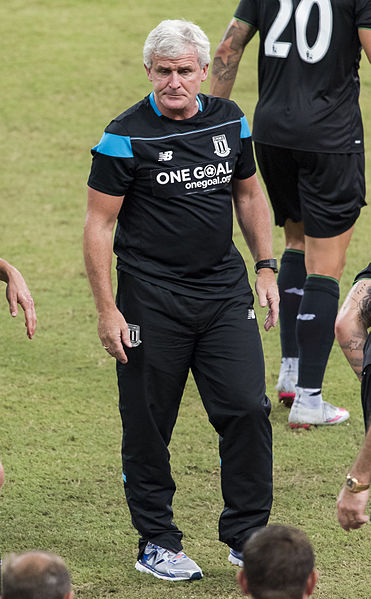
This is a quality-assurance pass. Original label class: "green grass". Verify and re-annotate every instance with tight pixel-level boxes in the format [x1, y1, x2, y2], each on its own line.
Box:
[1, 1, 371, 597]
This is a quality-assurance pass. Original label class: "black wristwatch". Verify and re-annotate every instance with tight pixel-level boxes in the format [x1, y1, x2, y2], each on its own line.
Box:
[254, 258, 278, 274]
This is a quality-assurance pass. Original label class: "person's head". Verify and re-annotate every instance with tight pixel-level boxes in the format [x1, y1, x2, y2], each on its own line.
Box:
[238, 525, 318, 599]
[1, 551, 73, 599]
[143, 20, 210, 120]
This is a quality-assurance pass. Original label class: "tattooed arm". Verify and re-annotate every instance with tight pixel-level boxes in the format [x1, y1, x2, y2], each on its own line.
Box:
[335, 279, 371, 380]
[210, 19, 257, 98]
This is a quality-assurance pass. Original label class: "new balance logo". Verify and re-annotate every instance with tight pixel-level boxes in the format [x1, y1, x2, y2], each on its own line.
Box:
[285, 287, 304, 296]
[297, 314, 315, 321]
[247, 309, 256, 320]
[158, 151, 173, 161]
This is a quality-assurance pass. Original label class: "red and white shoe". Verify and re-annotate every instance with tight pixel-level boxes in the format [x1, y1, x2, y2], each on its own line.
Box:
[276, 358, 298, 407]
[289, 390, 349, 429]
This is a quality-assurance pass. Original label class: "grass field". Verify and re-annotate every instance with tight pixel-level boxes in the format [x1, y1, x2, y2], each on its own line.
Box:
[1, 1, 370, 597]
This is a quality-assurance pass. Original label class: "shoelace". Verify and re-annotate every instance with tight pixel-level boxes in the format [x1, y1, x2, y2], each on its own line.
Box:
[150, 545, 186, 565]
[163, 549, 187, 564]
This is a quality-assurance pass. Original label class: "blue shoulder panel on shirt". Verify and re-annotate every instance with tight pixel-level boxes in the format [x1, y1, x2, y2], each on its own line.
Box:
[240, 116, 251, 139]
[92, 132, 134, 158]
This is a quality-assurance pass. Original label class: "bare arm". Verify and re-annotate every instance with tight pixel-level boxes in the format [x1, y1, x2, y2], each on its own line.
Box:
[337, 426, 371, 530]
[359, 28, 371, 63]
[0, 259, 36, 339]
[335, 279, 371, 380]
[83, 187, 131, 363]
[210, 18, 257, 98]
[232, 175, 279, 331]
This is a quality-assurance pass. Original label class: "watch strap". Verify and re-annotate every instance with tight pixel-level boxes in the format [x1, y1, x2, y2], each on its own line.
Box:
[346, 474, 370, 493]
[255, 258, 278, 274]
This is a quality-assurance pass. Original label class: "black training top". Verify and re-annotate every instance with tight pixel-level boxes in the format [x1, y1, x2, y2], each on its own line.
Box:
[234, 0, 371, 153]
[88, 93, 256, 298]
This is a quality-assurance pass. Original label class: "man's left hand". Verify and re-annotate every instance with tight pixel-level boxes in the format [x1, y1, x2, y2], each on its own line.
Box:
[255, 269, 279, 331]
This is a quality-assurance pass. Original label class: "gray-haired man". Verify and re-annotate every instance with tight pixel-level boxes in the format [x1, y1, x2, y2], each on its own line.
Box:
[84, 19, 279, 580]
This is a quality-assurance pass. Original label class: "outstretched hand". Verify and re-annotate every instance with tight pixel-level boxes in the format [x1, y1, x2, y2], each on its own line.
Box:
[255, 269, 280, 331]
[3, 263, 36, 339]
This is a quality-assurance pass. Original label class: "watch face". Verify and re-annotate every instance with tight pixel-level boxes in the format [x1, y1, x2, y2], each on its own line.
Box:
[346, 475, 369, 493]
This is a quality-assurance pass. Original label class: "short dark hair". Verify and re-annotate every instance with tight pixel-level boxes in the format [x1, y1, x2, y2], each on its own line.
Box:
[242, 525, 315, 599]
[2, 551, 71, 599]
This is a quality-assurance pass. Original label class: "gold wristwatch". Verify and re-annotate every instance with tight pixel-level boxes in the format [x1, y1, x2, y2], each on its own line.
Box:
[346, 474, 370, 493]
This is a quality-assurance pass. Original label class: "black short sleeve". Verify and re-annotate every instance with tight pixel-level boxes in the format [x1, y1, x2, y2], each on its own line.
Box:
[235, 0, 258, 28]
[356, 0, 371, 28]
[87, 124, 136, 196]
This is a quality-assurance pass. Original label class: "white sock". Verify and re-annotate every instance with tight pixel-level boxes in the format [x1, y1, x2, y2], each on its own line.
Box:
[296, 386, 322, 409]
[280, 357, 299, 376]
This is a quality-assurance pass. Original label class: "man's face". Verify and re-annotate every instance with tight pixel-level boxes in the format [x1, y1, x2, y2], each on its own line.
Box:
[145, 49, 208, 120]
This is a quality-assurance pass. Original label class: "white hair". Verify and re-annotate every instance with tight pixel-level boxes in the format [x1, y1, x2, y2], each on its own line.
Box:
[143, 20, 210, 68]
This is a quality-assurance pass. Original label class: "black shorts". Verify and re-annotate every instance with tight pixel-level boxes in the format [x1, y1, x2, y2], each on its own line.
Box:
[254, 143, 366, 238]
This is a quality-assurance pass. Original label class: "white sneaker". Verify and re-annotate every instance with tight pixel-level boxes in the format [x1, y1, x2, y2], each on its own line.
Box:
[228, 549, 243, 567]
[276, 357, 298, 407]
[135, 542, 203, 581]
[289, 389, 350, 429]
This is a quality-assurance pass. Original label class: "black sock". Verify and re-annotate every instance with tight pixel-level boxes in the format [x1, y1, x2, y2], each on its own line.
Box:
[277, 250, 306, 357]
[297, 276, 339, 388]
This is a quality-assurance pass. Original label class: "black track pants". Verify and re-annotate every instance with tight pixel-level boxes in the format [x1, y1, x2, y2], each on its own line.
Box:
[115, 272, 272, 558]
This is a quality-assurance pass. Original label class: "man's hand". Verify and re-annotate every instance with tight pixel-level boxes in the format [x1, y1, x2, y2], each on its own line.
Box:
[2, 262, 37, 339]
[232, 176, 278, 331]
[98, 308, 132, 364]
[255, 269, 279, 331]
[336, 486, 370, 530]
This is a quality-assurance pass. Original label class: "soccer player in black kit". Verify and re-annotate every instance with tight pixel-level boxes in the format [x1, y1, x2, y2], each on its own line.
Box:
[84, 20, 279, 580]
[211, 1, 371, 428]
